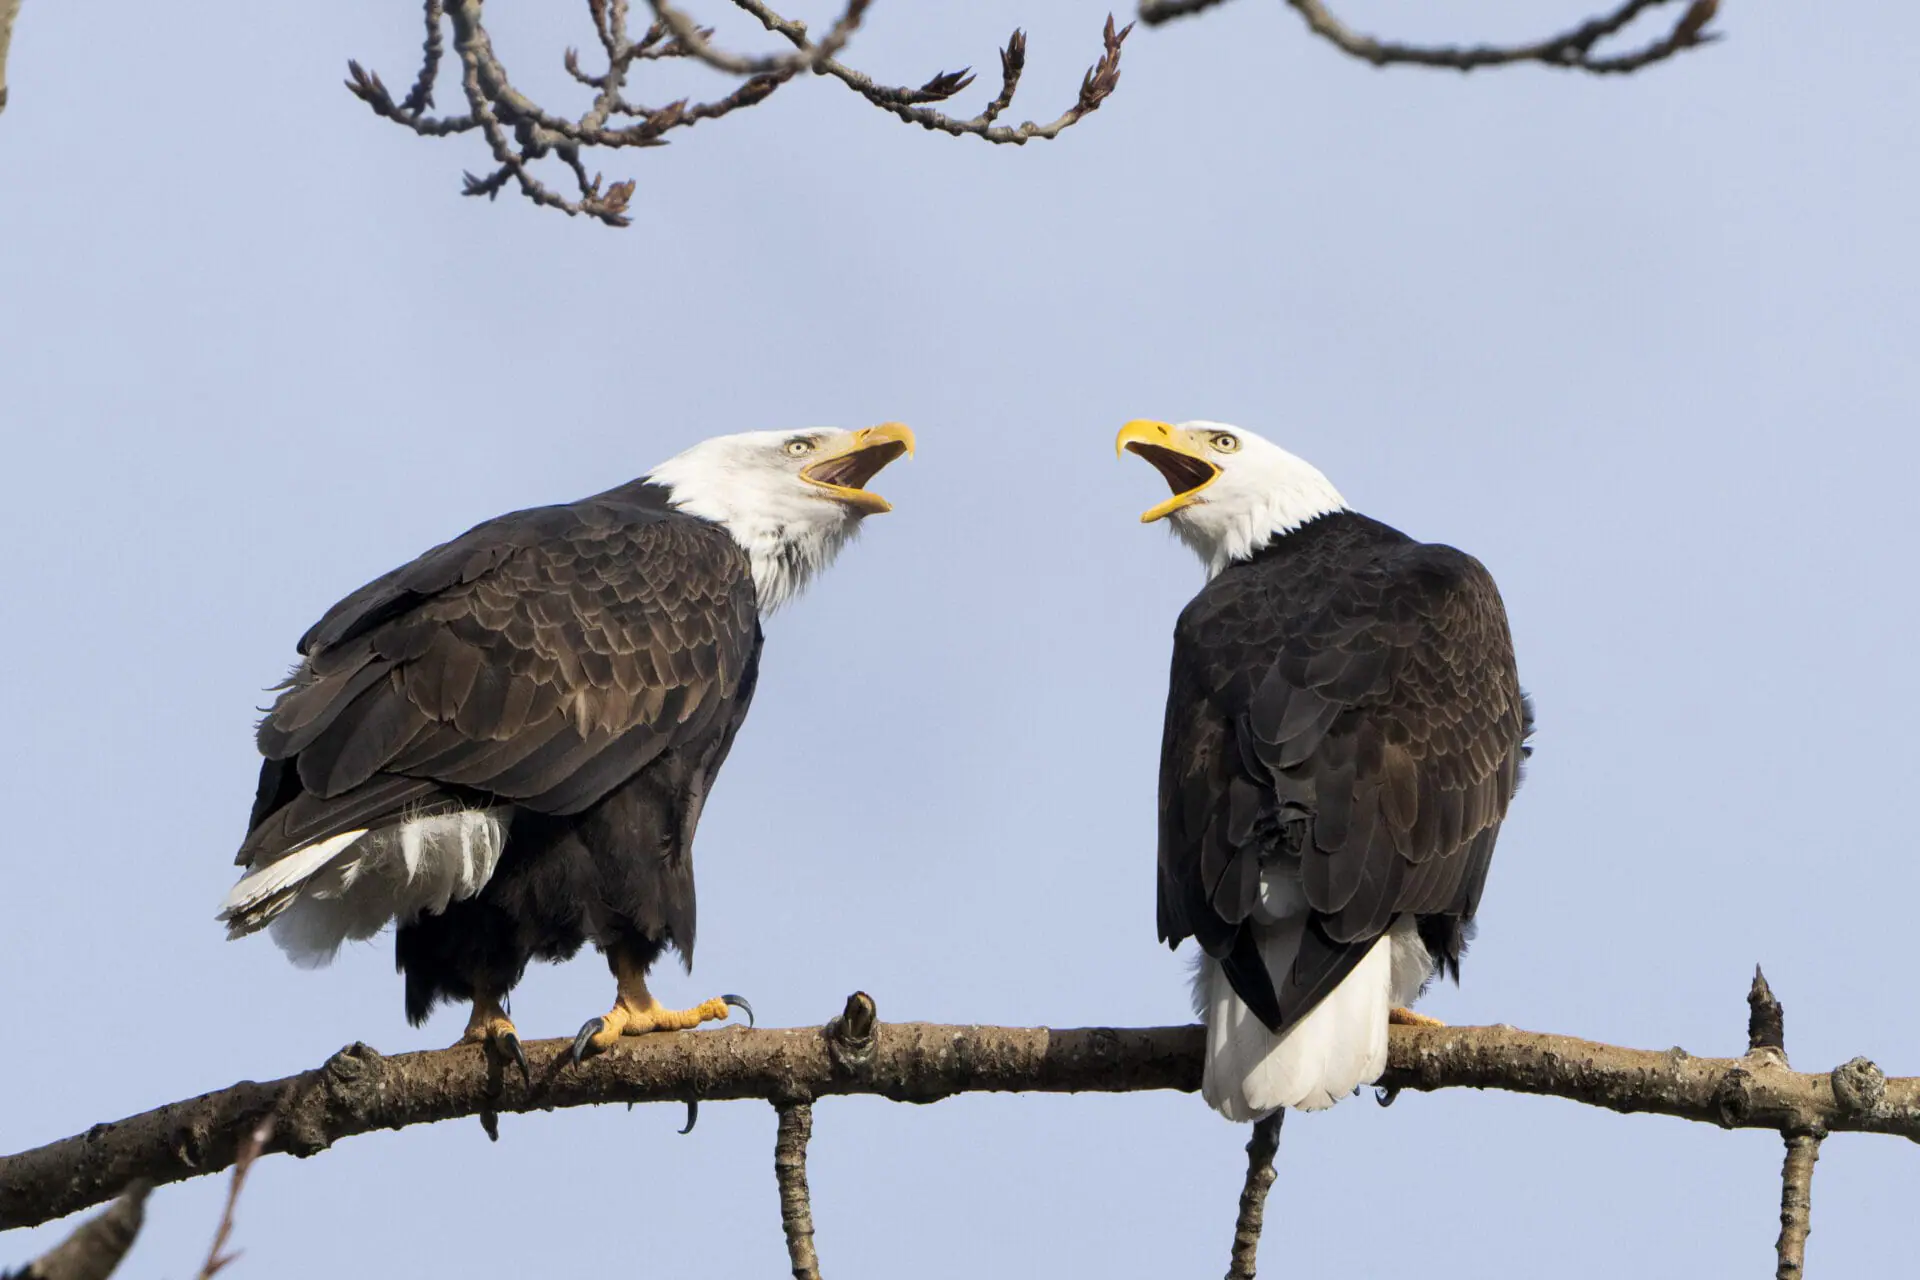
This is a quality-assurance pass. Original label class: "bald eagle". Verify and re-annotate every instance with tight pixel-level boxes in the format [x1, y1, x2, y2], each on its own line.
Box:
[219, 425, 913, 1070]
[1118, 420, 1531, 1121]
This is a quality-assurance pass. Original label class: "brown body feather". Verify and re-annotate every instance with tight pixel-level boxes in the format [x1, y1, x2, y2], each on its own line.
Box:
[236, 480, 763, 1022]
[1157, 511, 1532, 1031]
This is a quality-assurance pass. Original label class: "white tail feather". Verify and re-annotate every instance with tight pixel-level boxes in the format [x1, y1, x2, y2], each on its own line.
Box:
[219, 810, 507, 966]
[1198, 929, 1393, 1121]
[218, 830, 368, 927]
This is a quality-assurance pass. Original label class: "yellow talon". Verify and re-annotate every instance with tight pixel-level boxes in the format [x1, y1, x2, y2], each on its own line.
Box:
[1389, 1007, 1448, 1027]
[571, 948, 745, 1063]
[458, 992, 529, 1082]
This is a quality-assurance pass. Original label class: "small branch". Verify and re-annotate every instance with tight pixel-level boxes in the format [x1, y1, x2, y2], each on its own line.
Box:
[347, 0, 1127, 224]
[0, 0, 19, 115]
[1140, 0, 1237, 24]
[4, 1181, 147, 1280]
[1224, 1113, 1281, 1280]
[1749, 966, 1786, 1058]
[1775, 1130, 1821, 1279]
[195, 1120, 272, 1280]
[735, 2, 1133, 145]
[1144, 0, 1721, 75]
[646, 0, 866, 77]
[772, 1104, 821, 1280]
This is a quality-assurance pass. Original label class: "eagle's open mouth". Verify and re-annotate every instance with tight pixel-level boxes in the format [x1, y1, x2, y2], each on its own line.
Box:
[1116, 420, 1222, 523]
[1125, 442, 1219, 498]
[801, 423, 916, 514]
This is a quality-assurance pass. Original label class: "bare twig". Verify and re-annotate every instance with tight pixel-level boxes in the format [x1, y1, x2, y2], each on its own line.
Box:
[1142, 0, 1721, 75]
[1139, 0, 1237, 24]
[1224, 1113, 1281, 1280]
[0, 0, 20, 115]
[5, 989, 1915, 1234]
[773, 1104, 821, 1280]
[195, 1119, 273, 1280]
[3, 1182, 147, 1280]
[1775, 1130, 1821, 1279]
[346, 0, 1128, 224]
[645, 0, 867, 77]
[735, 1, 1133, 144]
[1749, 965, 1787, 1058]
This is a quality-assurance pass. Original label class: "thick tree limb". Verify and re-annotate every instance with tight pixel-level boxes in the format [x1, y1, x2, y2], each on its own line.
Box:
[1224, 1113, 1280, 1280]
[1140, 0, 1721, 76]
[3, 1005, 1913, 1234]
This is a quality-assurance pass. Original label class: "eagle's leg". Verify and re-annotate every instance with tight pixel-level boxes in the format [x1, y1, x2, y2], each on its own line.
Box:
[1388, 1007, 1447, 1027]
[570, 943, 750, 1064]
[460, 989, 529, 1084]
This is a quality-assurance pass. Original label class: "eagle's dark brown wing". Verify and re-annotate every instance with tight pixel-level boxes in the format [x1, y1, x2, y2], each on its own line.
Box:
[239, 486, 759, 869]
[1156, 514, 1530, 1031]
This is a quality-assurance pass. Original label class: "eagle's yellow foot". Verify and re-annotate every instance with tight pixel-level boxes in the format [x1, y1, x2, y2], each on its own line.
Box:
[459, 996, 529, 1084]
[1389, 1007, 1447, 1027]
[570, 993, 753, 1064]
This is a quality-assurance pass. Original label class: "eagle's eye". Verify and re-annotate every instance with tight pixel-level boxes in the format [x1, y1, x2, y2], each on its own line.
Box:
[784, 438, 817, 458]
[1210, 432, 1240, 453]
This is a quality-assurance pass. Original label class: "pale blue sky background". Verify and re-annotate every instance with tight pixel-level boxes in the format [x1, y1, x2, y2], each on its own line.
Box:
[2, 0, 1915, 1275]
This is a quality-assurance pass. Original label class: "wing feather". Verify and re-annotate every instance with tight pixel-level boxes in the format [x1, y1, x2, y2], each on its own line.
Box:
[1156, 514, 1529, 1032]
[240, 489, 760, 867]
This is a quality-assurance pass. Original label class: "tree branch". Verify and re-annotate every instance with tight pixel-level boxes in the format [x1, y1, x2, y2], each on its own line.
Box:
[3, 1181, 147, 1280]
[346, 0, 1127, 224]
[3, 990, 1913, 1235]
[1140, 0, 1722, 76]
[0, 0, 19, 115]
[1224, 1113, 1280, 1280]
[1775, 1130, 1820, 1280]
[772, 1103, 821, 1280]
[194, 1120, 271, 1280]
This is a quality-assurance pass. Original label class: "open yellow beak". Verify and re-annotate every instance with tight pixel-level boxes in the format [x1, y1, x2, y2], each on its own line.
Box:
[802, 422, 916, 514]
[1115, 420, 1219, 523]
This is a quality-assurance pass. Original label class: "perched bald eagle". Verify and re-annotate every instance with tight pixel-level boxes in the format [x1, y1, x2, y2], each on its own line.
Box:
[1118, 420, 1531, 1121]
[219, 425, 913, 1069]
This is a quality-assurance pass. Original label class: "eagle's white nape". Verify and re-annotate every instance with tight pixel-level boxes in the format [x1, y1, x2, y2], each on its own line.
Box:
[1193, 916, 1434, 1121]
[1164, 421, 1349, 578]
[646, 428, 872, 613]
[220, 809, 508, 967]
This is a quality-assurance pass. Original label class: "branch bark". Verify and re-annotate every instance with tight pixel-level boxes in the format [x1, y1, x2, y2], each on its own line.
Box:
[1775, 1130, 1820, 1279]
[3, 1005, 1912, 1235]
[773, 1104, 821, 1280]
[1224, 1113, 1280, 1280]
[3, 1182, 146, 1280]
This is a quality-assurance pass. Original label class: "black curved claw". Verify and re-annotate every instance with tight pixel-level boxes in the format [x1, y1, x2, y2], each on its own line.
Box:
[721, 994, 755, 1028]
[679, 1100, 699, 1135]
[571, 1016, 607, 1066]
[1374, 1086, 1400, 1108]
[500, 1031, 530, 1086]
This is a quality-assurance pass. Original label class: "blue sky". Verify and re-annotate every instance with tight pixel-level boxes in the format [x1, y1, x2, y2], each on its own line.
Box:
[2, 0, 1915, 1275]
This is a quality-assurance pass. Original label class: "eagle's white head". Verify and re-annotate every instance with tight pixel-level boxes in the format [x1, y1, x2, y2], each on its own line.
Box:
[1116, 419, 1347, 578]
[648, 423, 915, 612]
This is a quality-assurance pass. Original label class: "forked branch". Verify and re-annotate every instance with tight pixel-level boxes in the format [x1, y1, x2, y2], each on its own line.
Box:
[346, 0, 1129, 225]
[1139, 0, 1721, 75]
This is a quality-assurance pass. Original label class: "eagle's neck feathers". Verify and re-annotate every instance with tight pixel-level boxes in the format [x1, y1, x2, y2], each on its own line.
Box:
[645, 451, 860, 613]
[1170, 449, 1348, 579]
